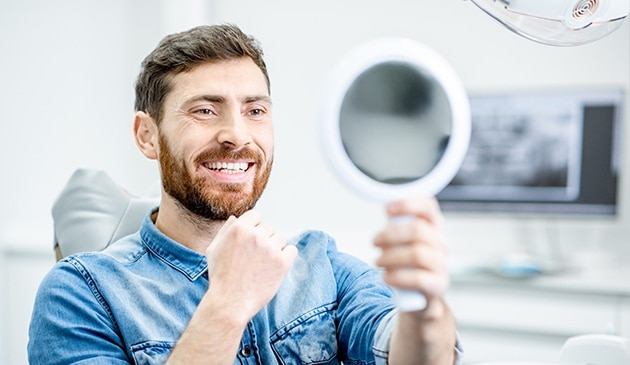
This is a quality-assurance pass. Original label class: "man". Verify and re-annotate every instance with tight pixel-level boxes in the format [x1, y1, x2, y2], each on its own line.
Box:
[28, 24, 461, 364]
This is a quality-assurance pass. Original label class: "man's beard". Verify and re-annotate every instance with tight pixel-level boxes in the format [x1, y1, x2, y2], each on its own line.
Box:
[158, 132, 272, 220]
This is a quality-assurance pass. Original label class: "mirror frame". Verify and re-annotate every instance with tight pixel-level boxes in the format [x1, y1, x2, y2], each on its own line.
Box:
[321, 38, 471, 202]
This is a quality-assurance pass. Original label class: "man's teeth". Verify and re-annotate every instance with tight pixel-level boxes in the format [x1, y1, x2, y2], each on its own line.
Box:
[206, 162, 249, 173]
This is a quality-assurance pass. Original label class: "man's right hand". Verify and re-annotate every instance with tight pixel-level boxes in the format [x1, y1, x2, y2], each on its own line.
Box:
[205, 210, 298, 323]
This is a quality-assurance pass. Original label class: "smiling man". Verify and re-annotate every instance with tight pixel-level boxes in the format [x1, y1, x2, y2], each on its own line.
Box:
[28, 24, 461, 365]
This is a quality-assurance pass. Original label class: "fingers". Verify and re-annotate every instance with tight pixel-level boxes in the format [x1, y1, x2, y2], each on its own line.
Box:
[235, 210, 263, 227]
[226, 210, 287, 249]
[225, 211, 296, 268]
[280, 244, 299, 265]
[376, 244, 449, 292]
[373, 217, 446, 250]
[376, 244, 446, 272]
[386, 197, 444, 227]
[382, 268, 450, 297]
[374, 197, 450, 299]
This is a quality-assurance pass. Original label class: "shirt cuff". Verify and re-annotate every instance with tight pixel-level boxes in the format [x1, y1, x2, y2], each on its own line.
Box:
[372, 310, 465, 365]
[373, 309, 397, 365]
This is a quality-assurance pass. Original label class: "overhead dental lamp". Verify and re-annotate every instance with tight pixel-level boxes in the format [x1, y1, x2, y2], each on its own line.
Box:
[469, 0, 629, 46]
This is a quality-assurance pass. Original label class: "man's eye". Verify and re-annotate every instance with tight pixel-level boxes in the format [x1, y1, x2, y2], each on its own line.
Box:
[249, 109, 264, 117]
[196, 108, 213, 115]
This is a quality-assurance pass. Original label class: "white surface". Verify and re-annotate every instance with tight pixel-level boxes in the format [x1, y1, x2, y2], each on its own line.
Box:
[474, 363, 557, 365]
[447, 266, 630, 363]
[559, 334, 630, 365]
[0, 246, 54, 365]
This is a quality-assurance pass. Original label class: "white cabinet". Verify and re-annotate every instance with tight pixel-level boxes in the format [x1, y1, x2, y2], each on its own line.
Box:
[447, 270, 630, 364]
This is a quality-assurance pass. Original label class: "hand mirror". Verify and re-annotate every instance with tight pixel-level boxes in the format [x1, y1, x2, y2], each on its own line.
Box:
[320, 38, 471, 312]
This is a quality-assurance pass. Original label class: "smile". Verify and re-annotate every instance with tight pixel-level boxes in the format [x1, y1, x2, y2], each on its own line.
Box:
[204, 161, 250, 174]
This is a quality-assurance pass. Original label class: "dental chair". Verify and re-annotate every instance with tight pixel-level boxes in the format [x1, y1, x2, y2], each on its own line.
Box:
[52, 168, 159, 261]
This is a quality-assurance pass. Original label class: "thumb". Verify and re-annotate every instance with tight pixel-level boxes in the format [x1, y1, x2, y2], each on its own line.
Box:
[281, 244, 298, 266]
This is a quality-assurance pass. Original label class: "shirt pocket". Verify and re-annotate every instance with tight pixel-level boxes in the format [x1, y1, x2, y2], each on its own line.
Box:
[130, 341, 175, 365]
[270, 302, 340, 365]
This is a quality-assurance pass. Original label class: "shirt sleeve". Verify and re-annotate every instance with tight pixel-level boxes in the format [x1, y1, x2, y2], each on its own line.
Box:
[327, 235, 465, 365]
[28, 258, 131, 365]
[326, 236, 398, 363]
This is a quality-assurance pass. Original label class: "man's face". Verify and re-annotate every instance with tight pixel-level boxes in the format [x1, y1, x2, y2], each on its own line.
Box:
[156, 58, 274, 220]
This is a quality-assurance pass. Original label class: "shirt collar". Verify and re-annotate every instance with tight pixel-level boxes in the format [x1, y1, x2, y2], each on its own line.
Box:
[139, 209, 208, 281]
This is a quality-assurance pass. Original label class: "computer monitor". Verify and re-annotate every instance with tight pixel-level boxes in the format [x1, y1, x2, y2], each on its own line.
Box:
[437, 88, 624, 217]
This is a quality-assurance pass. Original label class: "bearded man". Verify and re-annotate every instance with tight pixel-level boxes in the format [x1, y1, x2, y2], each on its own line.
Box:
[28, 24, 461, 365]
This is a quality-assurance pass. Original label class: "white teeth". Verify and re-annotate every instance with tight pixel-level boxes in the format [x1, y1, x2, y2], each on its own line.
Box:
[206, 162, 249, 173]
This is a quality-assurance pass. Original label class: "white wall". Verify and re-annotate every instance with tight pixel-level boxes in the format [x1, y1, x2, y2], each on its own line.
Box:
[0, 1, 628, 364]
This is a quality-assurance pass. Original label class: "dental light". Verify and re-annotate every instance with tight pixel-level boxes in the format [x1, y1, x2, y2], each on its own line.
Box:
[469, 0, 629, 46]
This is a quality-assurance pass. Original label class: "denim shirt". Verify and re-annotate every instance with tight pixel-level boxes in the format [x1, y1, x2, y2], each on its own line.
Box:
[29, 211, 406, 365]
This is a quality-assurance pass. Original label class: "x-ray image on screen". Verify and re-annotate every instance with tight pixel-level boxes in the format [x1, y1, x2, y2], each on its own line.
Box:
[448, 93, 583, 201]
[438, 89, 623, 216]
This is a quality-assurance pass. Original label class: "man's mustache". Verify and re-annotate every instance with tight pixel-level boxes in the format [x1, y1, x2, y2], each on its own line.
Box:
[195, 146, 263, 166]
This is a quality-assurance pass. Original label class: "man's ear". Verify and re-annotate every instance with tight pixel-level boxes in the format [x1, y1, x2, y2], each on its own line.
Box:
[133, 111, 159, 160]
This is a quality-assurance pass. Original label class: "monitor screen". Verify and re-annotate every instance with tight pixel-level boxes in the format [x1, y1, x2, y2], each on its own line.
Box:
[437, 88, 624, 216]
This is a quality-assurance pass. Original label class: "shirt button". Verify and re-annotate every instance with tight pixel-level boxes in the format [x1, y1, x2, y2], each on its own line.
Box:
[240, 346, 252, 357]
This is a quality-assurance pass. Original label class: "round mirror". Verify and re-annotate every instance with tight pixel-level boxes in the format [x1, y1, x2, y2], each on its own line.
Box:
[321, 38, 471, 203]
[320, 38, 471, 312]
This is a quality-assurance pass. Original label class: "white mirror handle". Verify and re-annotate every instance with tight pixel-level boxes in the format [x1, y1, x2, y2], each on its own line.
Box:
[395, 289, 427, 312]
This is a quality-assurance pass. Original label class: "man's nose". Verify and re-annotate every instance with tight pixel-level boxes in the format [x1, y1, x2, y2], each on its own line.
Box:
[216, 112, 252, 147]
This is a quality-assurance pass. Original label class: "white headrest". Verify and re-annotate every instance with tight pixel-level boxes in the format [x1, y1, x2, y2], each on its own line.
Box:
[52, 168, 160, 259]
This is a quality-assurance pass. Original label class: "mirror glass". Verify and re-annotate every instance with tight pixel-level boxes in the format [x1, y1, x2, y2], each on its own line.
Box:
[339, 62, 452, 185]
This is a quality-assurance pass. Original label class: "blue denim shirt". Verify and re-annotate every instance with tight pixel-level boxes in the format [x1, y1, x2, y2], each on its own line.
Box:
[29, 212, 462, 364]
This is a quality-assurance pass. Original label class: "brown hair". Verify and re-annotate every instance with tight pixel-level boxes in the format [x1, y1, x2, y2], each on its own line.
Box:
[134, 24, 270, 125]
